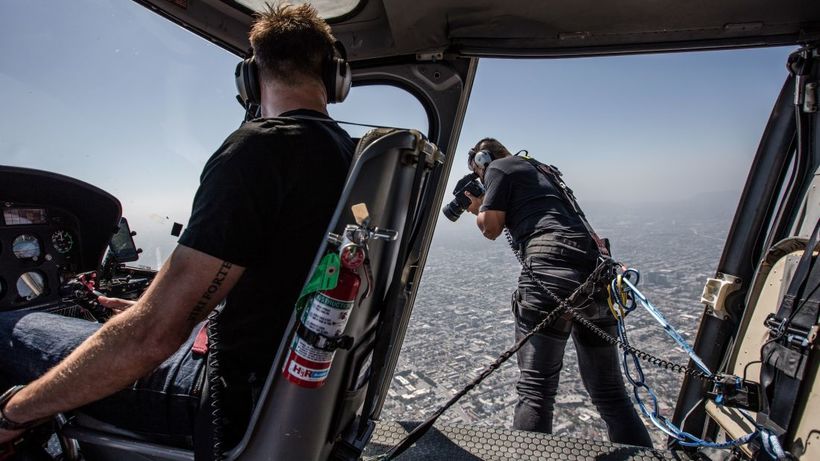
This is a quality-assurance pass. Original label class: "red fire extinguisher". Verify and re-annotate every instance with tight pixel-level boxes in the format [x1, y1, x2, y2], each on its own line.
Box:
[283, 245, 363, 388]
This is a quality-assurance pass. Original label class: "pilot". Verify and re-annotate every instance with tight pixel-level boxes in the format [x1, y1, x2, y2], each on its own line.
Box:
[0, 3, 354, 450]
[463, 138, 652, 447]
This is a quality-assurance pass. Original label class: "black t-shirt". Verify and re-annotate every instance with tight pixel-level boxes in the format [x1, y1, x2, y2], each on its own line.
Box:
[480, 156, 588, 243]
[179, 109, 354, 386]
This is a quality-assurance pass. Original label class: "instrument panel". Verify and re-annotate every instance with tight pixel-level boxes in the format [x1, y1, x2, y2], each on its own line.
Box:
[0, 204, 81, 308]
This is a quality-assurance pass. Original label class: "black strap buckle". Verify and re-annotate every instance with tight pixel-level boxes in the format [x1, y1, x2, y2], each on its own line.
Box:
[765, 313, 787, 336]
[706, 374, 762, 412]
[765, 313, 813, 349]
[296, 322, 354, 351]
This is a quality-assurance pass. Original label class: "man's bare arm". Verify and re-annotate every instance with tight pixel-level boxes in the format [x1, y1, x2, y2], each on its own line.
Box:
[1, 244, 244, 429]
[464, 191, 506, 240]
[477, 210, 506, 240]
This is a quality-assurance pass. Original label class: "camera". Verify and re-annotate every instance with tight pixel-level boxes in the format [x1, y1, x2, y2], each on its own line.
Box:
[442, 173, 484, 222]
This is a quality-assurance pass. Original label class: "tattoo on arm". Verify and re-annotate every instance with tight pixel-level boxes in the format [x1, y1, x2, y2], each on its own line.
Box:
[188, 261, 233, 324]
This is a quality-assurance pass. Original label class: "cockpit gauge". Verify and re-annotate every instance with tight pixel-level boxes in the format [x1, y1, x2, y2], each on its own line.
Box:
[12, 234, 41, 260]
[16, 271, 45, 301]
[51, 230, 74, 254]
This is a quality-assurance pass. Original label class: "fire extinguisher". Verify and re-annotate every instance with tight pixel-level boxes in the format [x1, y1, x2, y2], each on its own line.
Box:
[283, 243, 363, 388]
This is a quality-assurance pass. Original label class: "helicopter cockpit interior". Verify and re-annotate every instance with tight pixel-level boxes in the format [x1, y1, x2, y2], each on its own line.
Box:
[0, 167, 148, 317]
[1, 1, 819, 461]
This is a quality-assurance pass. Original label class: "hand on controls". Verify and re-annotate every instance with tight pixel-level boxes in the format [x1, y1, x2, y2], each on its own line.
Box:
[97, 296, 136, 314]
[0, 427, 24, 445]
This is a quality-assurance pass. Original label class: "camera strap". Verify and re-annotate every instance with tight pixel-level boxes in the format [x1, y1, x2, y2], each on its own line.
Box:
[522, 157, 610, 257]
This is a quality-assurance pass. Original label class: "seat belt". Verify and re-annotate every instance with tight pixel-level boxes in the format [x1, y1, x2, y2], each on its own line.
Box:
[759, 220, 820, 437]
[523, 157, 610, 257]
[192, 321, 209, 356]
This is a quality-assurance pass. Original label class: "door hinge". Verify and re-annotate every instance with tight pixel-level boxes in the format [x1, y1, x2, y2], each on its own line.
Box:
[701, 273, 742, 320]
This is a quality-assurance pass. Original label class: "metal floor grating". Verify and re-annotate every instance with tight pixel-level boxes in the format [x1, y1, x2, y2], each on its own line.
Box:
[364, 421, 690, 461]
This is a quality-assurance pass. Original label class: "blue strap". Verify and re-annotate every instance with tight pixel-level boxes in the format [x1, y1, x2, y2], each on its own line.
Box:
[610, 268, 789, 458]
[610, 268, 712, 375]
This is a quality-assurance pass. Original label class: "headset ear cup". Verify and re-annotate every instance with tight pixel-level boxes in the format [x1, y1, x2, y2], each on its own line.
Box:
[334, 58, 352, 103]
[235, 57, 261, 107]
[474, 150, 494, 169]
[246, 58, 260, 105]
[324, 41, 351, 103]
[234, 61, 248, 104]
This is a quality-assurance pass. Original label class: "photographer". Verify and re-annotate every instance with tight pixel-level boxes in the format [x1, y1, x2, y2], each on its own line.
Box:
[460, 138, 651, 447]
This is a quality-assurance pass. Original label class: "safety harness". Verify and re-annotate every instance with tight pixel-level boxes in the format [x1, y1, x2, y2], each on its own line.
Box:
[521, 155, 610, 257]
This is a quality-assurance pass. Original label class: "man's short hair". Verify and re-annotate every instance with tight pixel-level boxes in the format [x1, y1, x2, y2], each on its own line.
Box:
[472, 138, 512, 158]
[249, 3, 336, 85]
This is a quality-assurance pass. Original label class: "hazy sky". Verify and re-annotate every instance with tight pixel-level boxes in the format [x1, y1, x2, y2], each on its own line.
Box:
[0, 0, 793, 266]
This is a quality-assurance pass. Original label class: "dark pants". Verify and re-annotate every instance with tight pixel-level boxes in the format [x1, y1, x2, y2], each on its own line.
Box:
[512, 233, 652, 447]
[0, 310, 204, 438]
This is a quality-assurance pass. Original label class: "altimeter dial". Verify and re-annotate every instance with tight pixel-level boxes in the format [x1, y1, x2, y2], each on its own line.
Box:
[51, 230, 74, 254]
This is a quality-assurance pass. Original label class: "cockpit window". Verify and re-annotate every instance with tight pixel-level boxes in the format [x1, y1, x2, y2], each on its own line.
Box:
[233, 0, 362, 21]
[330, 85, 429, 139]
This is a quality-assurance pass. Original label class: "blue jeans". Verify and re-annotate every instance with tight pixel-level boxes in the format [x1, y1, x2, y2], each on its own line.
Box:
[512, 233, 652, 447]
[0, 310, 205, 438]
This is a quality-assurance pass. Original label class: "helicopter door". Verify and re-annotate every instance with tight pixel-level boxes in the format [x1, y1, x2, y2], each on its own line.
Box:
[676, 46, 820, 459]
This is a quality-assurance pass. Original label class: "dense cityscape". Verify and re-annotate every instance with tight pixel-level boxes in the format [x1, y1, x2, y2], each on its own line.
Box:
[381, 194, 736, 448]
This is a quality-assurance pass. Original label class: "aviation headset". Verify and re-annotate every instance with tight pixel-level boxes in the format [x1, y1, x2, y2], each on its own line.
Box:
[469, 149, 496, 171]
[234, 40, 352, 111]
[469, 148, 528, 171]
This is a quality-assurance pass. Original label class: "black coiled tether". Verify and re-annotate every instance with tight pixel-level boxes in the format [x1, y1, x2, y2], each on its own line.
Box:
[207, 311, 226, 461]
[371, 231, 716, 460]
[372, 238, 611, 461]
[506, 230, 715, 384]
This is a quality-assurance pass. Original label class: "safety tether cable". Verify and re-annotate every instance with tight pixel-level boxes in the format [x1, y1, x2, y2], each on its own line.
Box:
[504, 238, 775, 455]
[507, 233, 716, 383]
[369, 235, 614, 461]
[605, 271, 784, 457]
[370, 228, 784, 460]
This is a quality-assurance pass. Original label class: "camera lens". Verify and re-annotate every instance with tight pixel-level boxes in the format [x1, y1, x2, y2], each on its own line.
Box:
[442, 201, 463, 222]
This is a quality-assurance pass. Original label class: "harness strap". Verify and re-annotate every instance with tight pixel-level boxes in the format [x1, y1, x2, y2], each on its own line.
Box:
[759, 220, 820, 435]
[523, 157, 610, 256]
